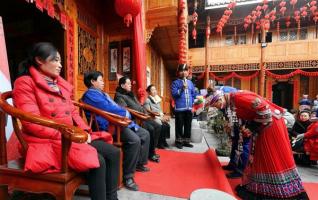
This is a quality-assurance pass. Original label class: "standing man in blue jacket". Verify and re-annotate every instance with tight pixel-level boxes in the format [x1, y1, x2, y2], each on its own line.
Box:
[171, 64, 196, 149]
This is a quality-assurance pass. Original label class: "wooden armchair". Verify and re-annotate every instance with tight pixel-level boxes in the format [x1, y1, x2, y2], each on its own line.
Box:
[0, 91, 130, 200]
[74, 100, 132, 186]
[124, 107, 151, 126]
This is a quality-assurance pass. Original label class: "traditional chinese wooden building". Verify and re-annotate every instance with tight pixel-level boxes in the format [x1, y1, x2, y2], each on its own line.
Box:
[2, 0, 318, 114]
[188, 0, 318, 110]
[1, 0, 182, 114]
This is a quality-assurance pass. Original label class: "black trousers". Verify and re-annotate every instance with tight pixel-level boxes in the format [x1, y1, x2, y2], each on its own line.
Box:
[88, 140, 120, 200]
[159, 122, 170, 145]
[175, 110, 193, 143]
[120, 127, 150, 179]
[143, 119, 161, 156]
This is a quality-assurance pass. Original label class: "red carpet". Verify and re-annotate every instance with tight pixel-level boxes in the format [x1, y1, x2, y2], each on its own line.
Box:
[135, 149, 234, 198]
[222, 163, 318, 200]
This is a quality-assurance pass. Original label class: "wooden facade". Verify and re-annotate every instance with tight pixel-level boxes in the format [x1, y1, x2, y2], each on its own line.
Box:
[1, 0, 179, 114]
[188, 1, 318, 110]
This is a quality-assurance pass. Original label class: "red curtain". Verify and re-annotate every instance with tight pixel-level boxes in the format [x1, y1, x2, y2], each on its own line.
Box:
[133, 13, 147, 104]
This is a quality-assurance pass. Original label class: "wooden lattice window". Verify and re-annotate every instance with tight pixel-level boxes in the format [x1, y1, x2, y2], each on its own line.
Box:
[78, 26, 97, 74]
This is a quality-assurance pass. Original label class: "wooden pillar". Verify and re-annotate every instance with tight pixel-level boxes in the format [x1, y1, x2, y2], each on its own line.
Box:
[204, 16, 211, 89]
[259, 28, 266, 96]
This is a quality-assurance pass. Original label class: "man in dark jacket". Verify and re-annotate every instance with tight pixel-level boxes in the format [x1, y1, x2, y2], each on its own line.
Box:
[115, 76, 161, 163]
[82, 71, 151, 191]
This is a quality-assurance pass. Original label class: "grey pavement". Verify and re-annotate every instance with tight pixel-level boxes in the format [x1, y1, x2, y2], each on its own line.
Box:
[75, 118, 318, 200]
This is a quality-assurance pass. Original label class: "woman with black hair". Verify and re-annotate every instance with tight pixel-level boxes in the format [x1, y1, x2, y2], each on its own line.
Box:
[144, 84, 170, 148]
[13, 42, 119, 200]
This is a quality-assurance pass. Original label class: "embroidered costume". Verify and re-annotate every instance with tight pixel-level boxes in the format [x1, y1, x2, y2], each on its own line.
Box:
[229, 91, 307, 199]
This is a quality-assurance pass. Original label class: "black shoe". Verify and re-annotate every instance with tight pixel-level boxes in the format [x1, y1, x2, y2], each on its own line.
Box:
[157, 144, 165, 149]
[136, 165, 150, 172]
[222, 164, 235, 171]
[175, 142, 183, 149]
[226, 171, 242, 179]
[183, 142, 194, 148]
[149, 155, 160, 163]
[123, 178, 139, 191]
[154, 154, 160, 158]
[163, 141, 169, 147]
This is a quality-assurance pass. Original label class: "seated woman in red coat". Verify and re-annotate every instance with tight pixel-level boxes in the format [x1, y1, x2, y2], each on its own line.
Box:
[13, 42, 119, 200]
[296, 119, 318, 164]
[209, 90, 308, 199]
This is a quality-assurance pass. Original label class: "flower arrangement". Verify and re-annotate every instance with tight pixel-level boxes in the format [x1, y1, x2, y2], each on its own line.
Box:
[192, 95, 205, 115]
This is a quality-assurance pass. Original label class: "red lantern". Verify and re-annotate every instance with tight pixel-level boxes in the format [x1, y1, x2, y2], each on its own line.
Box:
[262, 4, 268, 11]
[279, 1, 286, 7]
[206, 24, 210, 39]
[192, 11, 198, 26]
[310, 6, 317, 14]
[192, 28, 197, 40]
[264, 22, 270, 32]
[115, 0, 141, 27]
[280, 7, 287, 15]
[290, 0, 297, 8]
[314, 15, 318, 24]
[301, 11, 308, 18]
[271, 15, 276, 21]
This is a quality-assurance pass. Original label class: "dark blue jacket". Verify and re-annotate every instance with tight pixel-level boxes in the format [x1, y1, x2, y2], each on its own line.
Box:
[82, 88, 139, 131]
[171, 78, 196, 112]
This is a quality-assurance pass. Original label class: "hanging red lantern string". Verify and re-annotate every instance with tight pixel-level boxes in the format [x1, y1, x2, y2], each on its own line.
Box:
[115, 0, 142, 27]
[216, 1, 236, 37]
[209, 71, 259, 81]
[279, 1, 287, 16]
[178, 0, 187, 64]
[266, 69, 318, 79]
[206, 16, 211, 40]
[191, 0, 198, 41]
[243, 0, 269, 32]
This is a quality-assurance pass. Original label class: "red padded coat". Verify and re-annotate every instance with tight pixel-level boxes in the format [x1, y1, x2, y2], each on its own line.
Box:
[304, 122, 318, 160]
[13, 66, 113, 173]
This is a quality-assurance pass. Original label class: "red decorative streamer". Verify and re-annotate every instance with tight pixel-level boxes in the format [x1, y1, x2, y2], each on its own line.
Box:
[66, 17, 75, 92]
[208, 71, 259, 81]
[266, 69, 318, 79]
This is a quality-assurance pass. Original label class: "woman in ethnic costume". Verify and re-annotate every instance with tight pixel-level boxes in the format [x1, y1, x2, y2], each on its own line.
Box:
[209, 90, 308, 200]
